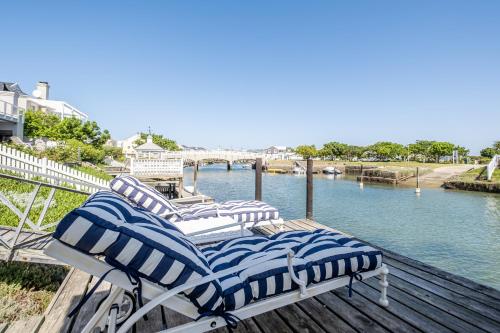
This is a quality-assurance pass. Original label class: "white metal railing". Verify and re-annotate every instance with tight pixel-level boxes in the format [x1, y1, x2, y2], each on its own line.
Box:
[130, 157, 183, 178]
[0, 100, 23, 121]
[0, 144, 109, 192]
[486, 154, 500, 181]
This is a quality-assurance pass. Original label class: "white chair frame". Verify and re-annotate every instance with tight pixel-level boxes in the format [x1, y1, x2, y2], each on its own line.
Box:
[45, 239, 389, 333]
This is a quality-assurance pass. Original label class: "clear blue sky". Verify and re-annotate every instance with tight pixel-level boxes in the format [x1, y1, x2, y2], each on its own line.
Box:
[2, 1, 499, 153]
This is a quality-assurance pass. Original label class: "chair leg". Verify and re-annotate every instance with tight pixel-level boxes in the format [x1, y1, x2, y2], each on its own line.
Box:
[378, 264, 389, 307]
[81, 286, 125, 333]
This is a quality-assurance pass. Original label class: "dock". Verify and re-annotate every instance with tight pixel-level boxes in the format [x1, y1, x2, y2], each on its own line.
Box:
[28, 219, 500, 333]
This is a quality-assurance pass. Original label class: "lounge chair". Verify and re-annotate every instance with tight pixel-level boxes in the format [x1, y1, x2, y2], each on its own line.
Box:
[110, 176, 284, 242]
[44, 192, 389, 333]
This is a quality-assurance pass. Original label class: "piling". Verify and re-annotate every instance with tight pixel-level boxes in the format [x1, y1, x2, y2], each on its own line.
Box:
[359, 164, 364, 188]
[306, 158, 313, 220]
[415, 167, 421, 194]
[193, 161, 198, 195]
[255, 158, 262, 201]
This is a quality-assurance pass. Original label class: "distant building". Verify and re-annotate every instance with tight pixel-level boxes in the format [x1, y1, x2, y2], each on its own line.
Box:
[116, 133, 142, 158]
[264, 146, 299, 160]
[0, 81, 88, 140]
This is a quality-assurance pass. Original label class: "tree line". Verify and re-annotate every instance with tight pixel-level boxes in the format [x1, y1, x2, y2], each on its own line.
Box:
[294, 140, 500, 163]
[10, 110, 180, 164]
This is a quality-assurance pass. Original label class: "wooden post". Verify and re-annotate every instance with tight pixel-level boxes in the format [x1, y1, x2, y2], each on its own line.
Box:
[306, 158, 313, 220]
[193, 161, 198, 195]
[255, 158, 262, 201]
[359, 164, 364, 188]
[415, 167, 421, 194]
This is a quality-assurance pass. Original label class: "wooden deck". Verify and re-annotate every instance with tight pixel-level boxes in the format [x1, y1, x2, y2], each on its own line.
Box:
[0, 227, 59, 265]
[22, 219, 500, 332]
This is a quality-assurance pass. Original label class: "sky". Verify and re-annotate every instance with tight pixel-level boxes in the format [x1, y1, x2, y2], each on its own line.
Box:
[2, 1, 499, 154]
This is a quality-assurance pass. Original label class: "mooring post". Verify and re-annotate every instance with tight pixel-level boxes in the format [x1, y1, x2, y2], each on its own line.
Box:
[255, 158, 262, 201]
[193, 161, 198, 195]
[415, 167, 421, 194]
[306, 158, 313, 220]
[359, 164, 364, 188]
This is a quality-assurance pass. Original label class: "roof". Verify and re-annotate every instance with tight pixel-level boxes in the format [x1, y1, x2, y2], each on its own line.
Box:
[0, 82, 28, 95]
[135, 140, 165, 152]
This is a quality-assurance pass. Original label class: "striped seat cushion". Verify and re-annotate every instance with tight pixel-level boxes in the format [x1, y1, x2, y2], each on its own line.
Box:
[53, 191, 223, 313]
[110, 176, 179, 217]
[201, 229, 382, 310]
[169, 200, 280, 223]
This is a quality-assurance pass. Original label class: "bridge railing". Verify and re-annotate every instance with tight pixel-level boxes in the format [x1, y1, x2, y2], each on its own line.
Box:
[486, 155, 500, 181]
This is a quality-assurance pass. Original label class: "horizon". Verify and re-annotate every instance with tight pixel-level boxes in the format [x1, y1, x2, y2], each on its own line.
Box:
[2, 1, 499, 154]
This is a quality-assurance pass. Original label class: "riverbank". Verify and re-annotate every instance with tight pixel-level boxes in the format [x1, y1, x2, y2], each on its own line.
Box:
[267, 160, 472, 188]
[443, 167, 500, 193]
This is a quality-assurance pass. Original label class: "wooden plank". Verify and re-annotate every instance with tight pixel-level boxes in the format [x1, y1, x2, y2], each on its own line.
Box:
[4, 315, 43, 333]
[315, 291, 390, 333]
[210, 317, 263, 333]
[295, 297, 357, 333]
[71, 278, 112, 332]
[275, 303, 327, 333]
[387, 264, 500, 323]
[38, 269, 92, 333]
[333, 285, 420, 333]
[353, 281, 456, 333]
[383, 256, 500, 309]
[373, 273, 500, 332]
[251, 310, 294, 333]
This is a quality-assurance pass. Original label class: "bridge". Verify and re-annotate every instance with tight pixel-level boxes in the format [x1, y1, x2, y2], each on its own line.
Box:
[179, 150, 265, 169]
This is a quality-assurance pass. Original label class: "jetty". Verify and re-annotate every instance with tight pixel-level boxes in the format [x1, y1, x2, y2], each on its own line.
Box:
[22, 218, 500, 333]
[1, 158, 500, 332]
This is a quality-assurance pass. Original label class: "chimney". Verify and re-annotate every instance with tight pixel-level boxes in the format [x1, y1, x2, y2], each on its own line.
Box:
[36, 81, 49, 99]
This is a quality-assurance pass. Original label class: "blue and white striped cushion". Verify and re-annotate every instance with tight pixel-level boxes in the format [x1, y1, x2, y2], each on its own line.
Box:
[110, 176, 178, 217]
[201, 229, 382, 310]
[53, 191, 223, 313]
[169, 200, 280, 223]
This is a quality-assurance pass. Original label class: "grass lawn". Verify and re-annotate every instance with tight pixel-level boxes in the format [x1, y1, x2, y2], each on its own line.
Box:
[0, 262, 69, 323]
[0, 174, 88, 324]
[456, 167, 500, 183]
[0, 175, 87, 229]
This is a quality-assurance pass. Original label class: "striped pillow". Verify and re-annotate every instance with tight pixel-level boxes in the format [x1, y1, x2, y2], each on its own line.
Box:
[201, 229, 382, 310]
[110, 176, 178, 217]
[53, 191, 223, 313]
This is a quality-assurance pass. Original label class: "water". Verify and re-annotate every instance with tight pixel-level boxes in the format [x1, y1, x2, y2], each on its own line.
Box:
[184, 164, 500, 290]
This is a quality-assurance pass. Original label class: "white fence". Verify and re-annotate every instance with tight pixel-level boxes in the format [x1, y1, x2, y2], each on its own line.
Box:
[486, 155, 500, 181]
[130, 157, 184, 178]
[0, 144, 109, 192]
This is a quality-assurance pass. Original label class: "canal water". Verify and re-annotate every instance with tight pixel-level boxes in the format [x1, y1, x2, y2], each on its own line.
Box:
[184, 164, 500, 290]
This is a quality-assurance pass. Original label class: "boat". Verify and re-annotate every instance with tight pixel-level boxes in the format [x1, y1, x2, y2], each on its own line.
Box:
[322, 166, 342, 175]
[292, 166, 306, 175]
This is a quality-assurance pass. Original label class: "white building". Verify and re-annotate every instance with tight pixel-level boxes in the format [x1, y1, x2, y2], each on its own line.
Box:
[116, 133, 142, 158]
[264, 146, 299, 160]
[0, 81, 88, 140]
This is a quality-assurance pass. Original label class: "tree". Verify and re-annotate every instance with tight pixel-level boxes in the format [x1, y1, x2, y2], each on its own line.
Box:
[454, 146, 469, 161]
[345, 145, 365, 161]
[24, 110, 60, 138]
[428, 141, 454, 163]
[493, 141, 500, 152]
[319, 142, 348, 160]
[480, 147, 497, 158]
[134, 133, 180, 151]
[24, 110, 110, 148]
[368, 142, 405, 161]
[295, 145, 318, 159]
[408, 140, 435, 162]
